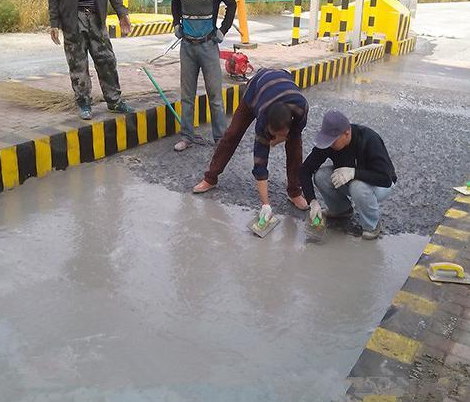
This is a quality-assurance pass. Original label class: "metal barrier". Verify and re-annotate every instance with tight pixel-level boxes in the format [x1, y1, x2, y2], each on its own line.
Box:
[338, 0, 350, 52]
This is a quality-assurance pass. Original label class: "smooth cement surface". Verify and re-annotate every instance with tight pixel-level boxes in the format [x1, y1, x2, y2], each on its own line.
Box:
[0, 162, 427, 401]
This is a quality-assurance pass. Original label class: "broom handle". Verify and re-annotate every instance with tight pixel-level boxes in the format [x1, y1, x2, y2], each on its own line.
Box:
[142, 67, 182, 125]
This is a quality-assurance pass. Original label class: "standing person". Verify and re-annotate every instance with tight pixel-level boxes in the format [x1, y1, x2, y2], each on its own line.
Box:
[171, 0, 236, 151]
[48, 0, 134, 120]
[193, 68, 310, 223]
[300, 110, 397, 240]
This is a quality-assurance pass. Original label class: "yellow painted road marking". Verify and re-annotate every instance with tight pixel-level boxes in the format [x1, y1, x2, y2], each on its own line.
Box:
[92, 122, 105, 159]
[194, 96, 200, 127]
[233, 85, 240, 111]
[363, 396, 397, 402]
[175, 101, 182, 133]
[136, 110, 148, 145]
[66, 130, 80, 166]
[157, 105, 166, 138]
[423, 243, 458, 260]
[445, 208, 468, 220]
[116, 116, 127, 151]
[366, 327, 421, 364]
[0, 147, 19, 189]
[410, 264, 429, 282]
[393, 290, 436, 316]
[435, 225, 470, 242]
[34, 137, 52, 178]
[456, 196, 470, 205]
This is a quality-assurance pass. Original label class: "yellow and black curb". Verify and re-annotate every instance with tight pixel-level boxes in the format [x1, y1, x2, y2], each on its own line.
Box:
[0, 43, 386, 192]
[346, 196, 470, 401]
[107, 21, 173, 38]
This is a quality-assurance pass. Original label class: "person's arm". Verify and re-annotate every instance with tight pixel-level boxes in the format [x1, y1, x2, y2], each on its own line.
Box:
[354, 136, 394, 187]
[109, 0, 129, 18]
[171, 0, 182, 27]
[289, 100, 309, 138]
[219, 0, 237, 35]
[48, 0, 60, 28]
[252, 132, 271, 205]
[257, 180, 269, 205]
[299, 147, 328, 203]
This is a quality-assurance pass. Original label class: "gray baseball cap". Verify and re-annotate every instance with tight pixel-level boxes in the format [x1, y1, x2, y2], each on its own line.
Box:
[315, 110, 351, 149]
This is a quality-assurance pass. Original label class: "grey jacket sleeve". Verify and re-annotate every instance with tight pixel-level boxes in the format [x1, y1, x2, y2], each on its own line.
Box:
[48, 0, 60, 28]
[109, 0, 129, 18]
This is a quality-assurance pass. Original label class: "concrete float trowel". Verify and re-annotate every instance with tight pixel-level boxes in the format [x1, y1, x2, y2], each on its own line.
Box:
[305, 215, 327, 243]
[427, 262, 470, 285]
[248, 215, 280, 238]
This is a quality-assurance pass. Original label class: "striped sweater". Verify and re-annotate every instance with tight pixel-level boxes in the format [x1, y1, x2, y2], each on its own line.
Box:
[243, 68, 309, 180]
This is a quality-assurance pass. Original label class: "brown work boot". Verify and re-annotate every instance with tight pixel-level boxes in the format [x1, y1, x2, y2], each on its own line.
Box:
[193, 180, 216, 194]
[288, 195, 309, 211]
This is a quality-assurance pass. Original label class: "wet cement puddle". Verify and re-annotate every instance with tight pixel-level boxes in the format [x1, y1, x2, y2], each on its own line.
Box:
[0, 162, 428, 401]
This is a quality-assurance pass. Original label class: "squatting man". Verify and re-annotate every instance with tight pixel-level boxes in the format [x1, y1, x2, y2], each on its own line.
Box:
[300, 110, 397, 240]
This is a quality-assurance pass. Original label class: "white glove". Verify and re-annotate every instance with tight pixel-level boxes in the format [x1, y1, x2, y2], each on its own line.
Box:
[174, 24, 183, 39]
[259, 204, 273, 223]
[309, 200, 322, 222]
[331, 167, 355, 189]
[213, 29, 224, 43]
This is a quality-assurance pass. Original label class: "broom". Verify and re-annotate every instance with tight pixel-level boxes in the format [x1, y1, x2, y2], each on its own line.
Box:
[0, 82, 158, 113]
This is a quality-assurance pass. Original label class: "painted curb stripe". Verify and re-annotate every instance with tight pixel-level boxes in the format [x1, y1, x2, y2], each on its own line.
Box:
[366, 327, 421, 364]
[35, 137, 52, 179]
[363, 396, 398, 402]
[435, 224, 470, 242]
[107, 21, 173, 38]
[392, 290, 436, 316]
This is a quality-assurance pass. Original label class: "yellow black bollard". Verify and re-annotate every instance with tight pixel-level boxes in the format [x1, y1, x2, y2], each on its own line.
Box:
[323, 0, 334, 37]
[366, 0, 378, 45]
[338, 0, 349, 52]
[291, 0, 302, 45]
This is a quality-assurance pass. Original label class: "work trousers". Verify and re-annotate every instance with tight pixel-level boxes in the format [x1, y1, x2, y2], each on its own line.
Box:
[180, 39, 226, 142]
[204, 100, 303, 198]
[63, 10, 121, 107]
[314, 166, 394, 231]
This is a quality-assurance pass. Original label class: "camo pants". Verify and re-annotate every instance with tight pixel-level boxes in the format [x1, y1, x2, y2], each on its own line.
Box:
[63, 10, 121, 107]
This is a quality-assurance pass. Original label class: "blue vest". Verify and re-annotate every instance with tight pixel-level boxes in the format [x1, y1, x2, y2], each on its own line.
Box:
[181, 0, 215, 38]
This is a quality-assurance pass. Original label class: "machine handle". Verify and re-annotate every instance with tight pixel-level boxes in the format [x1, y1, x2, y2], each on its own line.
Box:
[430, 262, 465, 279]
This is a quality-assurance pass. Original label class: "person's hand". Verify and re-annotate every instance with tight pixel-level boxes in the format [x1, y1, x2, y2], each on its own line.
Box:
[259, 204, 273, 223]
[174, 24, 183, 39]
[309, 200, 322, 222]
[331, 167, 355, 189]
[119, 14, 132, 36]
[213, 29, 224, 43]
[50, 27, 61, 45]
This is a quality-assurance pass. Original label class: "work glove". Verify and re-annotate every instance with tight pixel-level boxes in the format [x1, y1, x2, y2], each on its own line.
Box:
[331, 167, 355, 189]
[309, 200, 322, 222]
[259, 204, 273, 223]
[213, 29, 224, 43]
[174, 24, 183, 39]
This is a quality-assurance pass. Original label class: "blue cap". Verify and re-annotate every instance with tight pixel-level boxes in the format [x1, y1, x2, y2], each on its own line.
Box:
[315, 110, 351, 149]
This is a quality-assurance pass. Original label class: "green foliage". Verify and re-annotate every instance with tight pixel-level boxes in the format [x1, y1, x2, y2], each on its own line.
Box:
[0, 0, 20, 33]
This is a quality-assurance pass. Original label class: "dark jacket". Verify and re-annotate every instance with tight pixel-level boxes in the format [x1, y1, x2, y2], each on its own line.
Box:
[171, 0, 236, 36]
[300, 124, 397, 202]
[48, 0, 128, 33]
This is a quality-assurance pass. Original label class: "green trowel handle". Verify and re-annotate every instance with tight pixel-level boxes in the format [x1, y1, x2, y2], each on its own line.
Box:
[312, 216, 321, 226]
[258, 217, 266, 227]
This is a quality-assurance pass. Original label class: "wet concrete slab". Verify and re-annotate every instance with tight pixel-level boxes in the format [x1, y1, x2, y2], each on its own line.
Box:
[0, 160, 427, 401]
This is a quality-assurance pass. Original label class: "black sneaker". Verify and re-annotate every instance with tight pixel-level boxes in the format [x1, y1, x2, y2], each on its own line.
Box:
[323, 207, 354, 219]
[79, 105, 92, 120]
[107, 100, 135, 114]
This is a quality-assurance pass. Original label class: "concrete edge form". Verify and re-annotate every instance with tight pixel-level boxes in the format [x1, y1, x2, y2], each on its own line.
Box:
[0, 44, 387, 192]
[345, 195, 470, 401]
